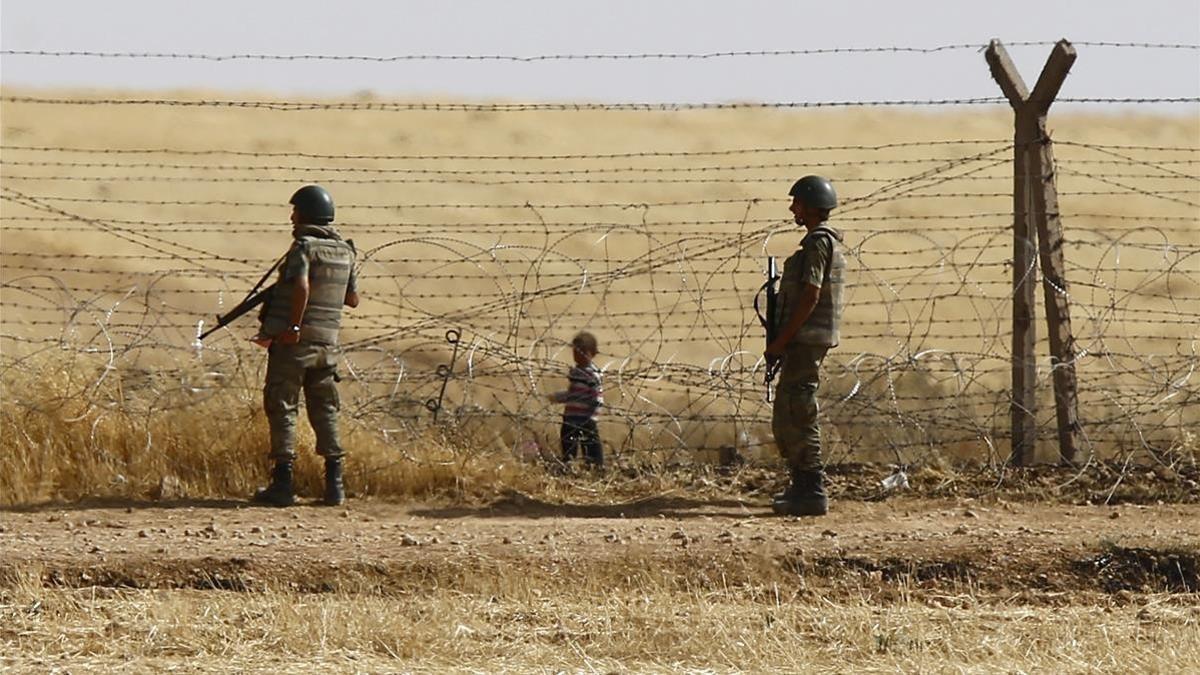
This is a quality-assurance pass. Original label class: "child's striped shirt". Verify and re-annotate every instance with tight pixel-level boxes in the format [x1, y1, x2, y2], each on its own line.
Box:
[552, 363, 603, 420]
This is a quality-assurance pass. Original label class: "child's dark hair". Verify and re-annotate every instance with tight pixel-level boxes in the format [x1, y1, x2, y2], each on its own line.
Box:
[571, 331, 599, 354]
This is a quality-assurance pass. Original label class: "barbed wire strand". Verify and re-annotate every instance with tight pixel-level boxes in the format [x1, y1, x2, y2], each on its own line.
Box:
[3, 41, 1197, 62]
[1, 94, 1196, 476]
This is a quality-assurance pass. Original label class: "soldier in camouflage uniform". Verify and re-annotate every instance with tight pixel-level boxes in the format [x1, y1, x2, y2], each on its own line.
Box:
[252, 184, 359, 507]
[764, 175, 845, 516]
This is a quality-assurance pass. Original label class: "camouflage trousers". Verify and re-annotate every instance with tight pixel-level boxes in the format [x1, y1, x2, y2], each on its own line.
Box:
[264, 342, 344, 461]
[771, 345, 830, 472]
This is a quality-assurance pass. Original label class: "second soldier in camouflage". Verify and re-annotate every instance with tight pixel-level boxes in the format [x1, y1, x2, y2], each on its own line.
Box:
[764, 175, 845, 516]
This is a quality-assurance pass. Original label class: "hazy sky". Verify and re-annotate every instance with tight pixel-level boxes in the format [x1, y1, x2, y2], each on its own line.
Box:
[2, 0, 1199, 112]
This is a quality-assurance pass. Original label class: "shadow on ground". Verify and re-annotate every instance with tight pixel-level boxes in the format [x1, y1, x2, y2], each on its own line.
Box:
[411, 491, 763, 520]
[0, 497, 252, 514]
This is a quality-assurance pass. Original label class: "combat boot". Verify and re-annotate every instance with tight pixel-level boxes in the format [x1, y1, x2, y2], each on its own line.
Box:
[252, 461, 295, 507]
[772, 468, 828, 517]
[323, 456, 345, 506]
[771, 467, 803, 505]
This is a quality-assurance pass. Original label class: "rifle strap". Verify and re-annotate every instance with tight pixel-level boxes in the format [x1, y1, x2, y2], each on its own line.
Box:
[242, 252, 287, 304]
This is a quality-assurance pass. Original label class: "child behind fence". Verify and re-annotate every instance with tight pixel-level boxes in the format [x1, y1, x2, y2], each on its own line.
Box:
[547, 331, 604, 468]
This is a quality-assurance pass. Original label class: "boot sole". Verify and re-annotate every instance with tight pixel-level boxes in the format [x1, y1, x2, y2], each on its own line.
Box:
[771, 499, 828, 517]
[251, 492, 295, 507]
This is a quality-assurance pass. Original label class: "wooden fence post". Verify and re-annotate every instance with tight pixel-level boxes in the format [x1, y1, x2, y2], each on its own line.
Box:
[986, 40, 1039, 466]
[985, 39, 1084, 466]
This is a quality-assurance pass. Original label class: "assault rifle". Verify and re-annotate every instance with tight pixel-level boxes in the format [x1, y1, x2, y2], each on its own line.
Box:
[198, 254, 285, 341]
[754, 257, 782, 393]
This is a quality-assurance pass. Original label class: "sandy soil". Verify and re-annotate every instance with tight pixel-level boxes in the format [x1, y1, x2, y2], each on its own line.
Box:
[3, 493, 1196, 599]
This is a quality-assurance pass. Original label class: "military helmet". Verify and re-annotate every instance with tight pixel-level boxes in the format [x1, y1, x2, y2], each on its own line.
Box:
[788, 175, 838, 210]
[289, 184, 335, 224]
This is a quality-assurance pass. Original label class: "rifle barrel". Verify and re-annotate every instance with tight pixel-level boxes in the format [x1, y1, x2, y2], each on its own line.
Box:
[198, 319, 223, 341]
[198, 284, 274, 341]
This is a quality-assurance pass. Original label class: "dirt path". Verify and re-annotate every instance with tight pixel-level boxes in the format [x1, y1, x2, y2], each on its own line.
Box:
[3, 494, 1197, 599]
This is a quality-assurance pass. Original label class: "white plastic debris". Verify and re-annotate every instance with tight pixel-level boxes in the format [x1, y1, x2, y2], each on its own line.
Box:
[881, 469, 910, 492]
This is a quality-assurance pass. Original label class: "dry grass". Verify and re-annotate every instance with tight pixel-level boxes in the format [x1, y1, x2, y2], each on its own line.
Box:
[0, 354, 532, 505]
[1, 566, 1197, 673]
[0, 348, 717, 506]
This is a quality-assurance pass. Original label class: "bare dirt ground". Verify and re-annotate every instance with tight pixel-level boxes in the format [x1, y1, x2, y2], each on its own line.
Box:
[2, 483, 1198, 672]
[3, 491, 1196, 599]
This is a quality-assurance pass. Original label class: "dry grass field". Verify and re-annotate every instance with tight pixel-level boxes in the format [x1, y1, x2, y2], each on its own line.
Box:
[1, 89, 1198, 670]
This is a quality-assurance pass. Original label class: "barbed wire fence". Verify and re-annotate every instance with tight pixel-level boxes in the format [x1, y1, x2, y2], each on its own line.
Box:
[1, 40, 1196, 477]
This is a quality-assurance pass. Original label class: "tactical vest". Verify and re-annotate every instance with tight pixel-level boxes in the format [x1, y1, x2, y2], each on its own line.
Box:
[776, 225, 845, 348]
[261, 237, 355, 345]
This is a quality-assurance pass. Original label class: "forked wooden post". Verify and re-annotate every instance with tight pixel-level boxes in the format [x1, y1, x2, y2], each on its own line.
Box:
[985, 39, 1084, 466]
